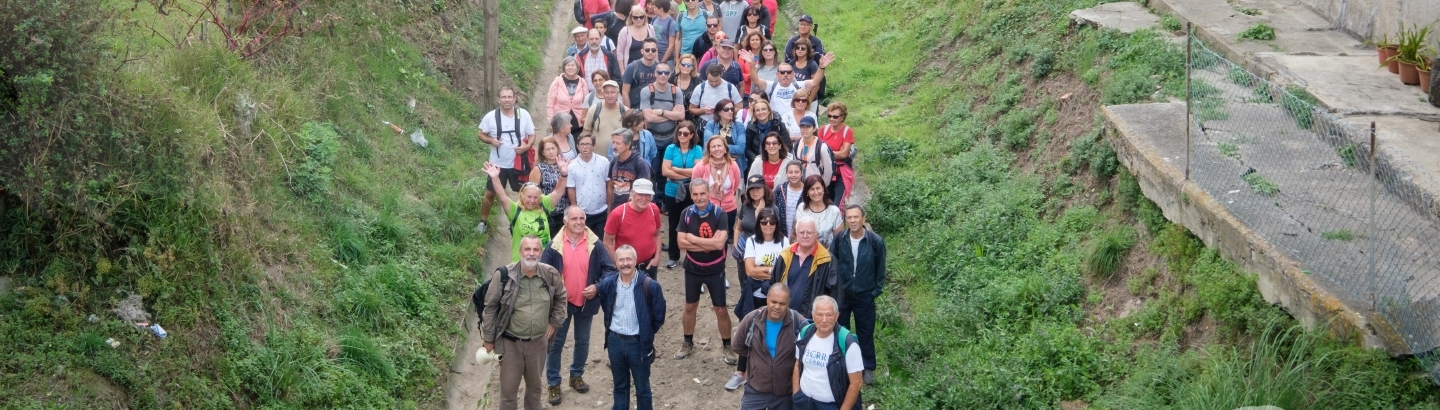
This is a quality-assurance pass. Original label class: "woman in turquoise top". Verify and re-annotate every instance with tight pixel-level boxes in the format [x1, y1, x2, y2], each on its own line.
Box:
[661, 120, 705, 267]
[677, 0, 709, 56]
[483, 161, 568, 261]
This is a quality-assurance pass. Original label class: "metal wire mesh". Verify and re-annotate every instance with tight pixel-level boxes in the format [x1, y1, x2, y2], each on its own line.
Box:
[1185, 34, 1440, 379]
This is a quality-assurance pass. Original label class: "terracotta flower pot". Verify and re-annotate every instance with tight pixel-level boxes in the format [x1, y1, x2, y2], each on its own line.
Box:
[1400, 62, 1421, 85]
[1420, 69, 1432, 94]
[1385, 46, 1401, 73]
[1379, 46, 1395, 67]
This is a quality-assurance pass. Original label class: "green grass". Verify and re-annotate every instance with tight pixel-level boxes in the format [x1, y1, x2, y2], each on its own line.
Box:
[1218, 142, 1241, 159]
[1322, 230, 1355, 241]
[0, 0, 550, 407]
[1243, 172, 1280, 196]
[792, 0, 1438, 407]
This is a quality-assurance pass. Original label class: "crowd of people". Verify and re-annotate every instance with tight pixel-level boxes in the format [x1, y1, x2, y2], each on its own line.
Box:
[476, 2, 885, 409]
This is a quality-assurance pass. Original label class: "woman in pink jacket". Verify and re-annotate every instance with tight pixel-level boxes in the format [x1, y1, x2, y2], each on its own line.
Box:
[691, 134, 743, 243]
[547, 56, 590, 122]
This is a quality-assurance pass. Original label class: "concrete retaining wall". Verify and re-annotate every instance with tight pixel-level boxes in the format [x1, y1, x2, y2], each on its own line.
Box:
[1299, 0, 1440, 43]
[1102, 103, 1411, 355]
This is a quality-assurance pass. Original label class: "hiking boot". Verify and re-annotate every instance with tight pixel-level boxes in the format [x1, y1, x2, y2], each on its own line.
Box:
[547, 385, 561, 405]
[674, 340, 694, 359]
[724, 372, 746, 391]
[863, 369, 875, 385]
[570, 376, 591, 394]
[722, 348, 738, 365]
[475, 221, 488, 235]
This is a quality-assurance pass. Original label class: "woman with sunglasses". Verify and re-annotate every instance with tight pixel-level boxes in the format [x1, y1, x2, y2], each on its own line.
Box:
[531, 137, 573, 238]
[677, 0, 709, 57]
[818, 102, 856, 208]
[662, 121, 705, 268]
[737, 5, 770, 40]
[789, 38, 827, 104]
[485, 159, 568, 262]
[747, 130, 790, 189]
[743, 98, 788, 163]
[733, 174, 782, 311]
[779, 90, 817, 138]
[616, 4, 657, 77]
[672, 54, 702, 125]
[792, 174, 842, 247]
[703, 99, 747, 173]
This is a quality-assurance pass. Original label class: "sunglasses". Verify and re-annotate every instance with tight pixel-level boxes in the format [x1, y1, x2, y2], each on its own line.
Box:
[681, 63, 694, 68]
[642, 48, 658, 53]
[763, 48, 776, 52]
[765, 140, 780, 146]
[707, 23, 719, 27]
[760, 220, 778, 226]
[719, 106, 734, 112]
[677, 131, 694, 136]
[828, 114, 841, 119]
[777, 70, 793, 74]
[794, 99, 809, 103]
[631, 15, 647, 19]
[656, 70, 671, 75]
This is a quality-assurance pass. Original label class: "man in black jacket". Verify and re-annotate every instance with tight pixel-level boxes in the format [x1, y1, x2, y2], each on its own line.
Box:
[831, 205, 885, 385]
[540, 206, 619, 405]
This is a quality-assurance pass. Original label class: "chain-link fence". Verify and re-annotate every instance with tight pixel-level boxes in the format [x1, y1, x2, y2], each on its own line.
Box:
[1183, 33, 1440, 379]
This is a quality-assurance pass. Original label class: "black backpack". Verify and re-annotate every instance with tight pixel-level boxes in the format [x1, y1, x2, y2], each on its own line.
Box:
[471, 265, 512, 331]
[573, 0, 585, 25]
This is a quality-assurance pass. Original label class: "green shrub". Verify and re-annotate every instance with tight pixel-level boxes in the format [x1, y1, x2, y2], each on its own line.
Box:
[1281, 85, 1318, 129]
[1242, 172, 1279, 196]
[1337, 143, 1357, 167]
[1161, 15, 1183, 32]
[1238, 23, 1275, 41]
[1084, 227, 1136, 278]
[998, 109, 1036, 150]
[1102, 68, 1156, 105]
[339, 329, 397, 383]
[870, 136, 915, 165]
[292, 122, 342, 203]
[1030, 47, 1056, 79]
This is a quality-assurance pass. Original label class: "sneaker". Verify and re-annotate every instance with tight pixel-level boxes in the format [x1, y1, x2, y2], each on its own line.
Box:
[547, 385, 562, 405]
[724, 372, 746, 391]
[863, 369, 875, 385]
[665, 259, 677, 269]
[475, 221, 488, 234]
[570, 376, 591, 393]
[674, 341, 694, 359]
[722, 348, 738, 365]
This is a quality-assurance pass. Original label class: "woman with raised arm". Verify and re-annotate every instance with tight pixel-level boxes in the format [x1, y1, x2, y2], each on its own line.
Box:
[485, 160, 568, 261]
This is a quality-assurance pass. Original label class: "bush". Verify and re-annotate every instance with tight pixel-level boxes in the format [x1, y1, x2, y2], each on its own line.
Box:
[292, 122, 342, 203]
[870, 136, 915, 166]
[1084, 227, 1136, 278]
[1238, 23, 1276, 41]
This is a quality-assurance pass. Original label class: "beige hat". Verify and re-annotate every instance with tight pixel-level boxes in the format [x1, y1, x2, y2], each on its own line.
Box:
[633, 179, 655, 195]
[602, 80, 620, 89]
[571, 26, 588, 35]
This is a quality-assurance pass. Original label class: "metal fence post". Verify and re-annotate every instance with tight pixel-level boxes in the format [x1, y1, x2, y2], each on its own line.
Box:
[1185, 23, 1193, 181]
[1369, 121, 1378, 310]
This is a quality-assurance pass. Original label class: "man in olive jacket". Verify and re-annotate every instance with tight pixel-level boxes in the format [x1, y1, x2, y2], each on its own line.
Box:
[481, 235, 569, 410]
[731, 284, 807, 409]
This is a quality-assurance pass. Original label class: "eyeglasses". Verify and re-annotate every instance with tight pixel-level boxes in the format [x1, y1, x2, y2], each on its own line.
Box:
[578, 142, 594, 146]
[777, 70, 793, 74]
[765, 141, 780, 146]
[642, 48, 658, 53]
[763, 48, 776, 52]
[794, 99, 809, 103]
[828, 114, 841, 119]
[656, 70, 671, 75]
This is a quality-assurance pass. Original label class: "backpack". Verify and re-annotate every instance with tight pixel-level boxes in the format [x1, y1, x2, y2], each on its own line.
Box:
[573, 0, 585, 24]
[646, 84, 679, 135]
[471, 265, 512, 331]
[490, 109, 533, 179]
[588, 101, 630, 134]
[796, 322, 863, 409]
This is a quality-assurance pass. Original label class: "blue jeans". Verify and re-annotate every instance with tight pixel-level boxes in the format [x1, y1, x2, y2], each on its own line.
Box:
[792, 390, 840, 410]
[546, 304, 594, 386]
[607, 332, 654, 410]
[839, 293, 877, 370]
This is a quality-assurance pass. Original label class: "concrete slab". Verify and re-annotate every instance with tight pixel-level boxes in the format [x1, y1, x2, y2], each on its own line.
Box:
[1152, 0, 1365, 76]
[1104, 102, 1440, 355]
[1263, 54, 1440, 121]
[1343, 116, 1440, 216]
[1070, 2, 1161, 34]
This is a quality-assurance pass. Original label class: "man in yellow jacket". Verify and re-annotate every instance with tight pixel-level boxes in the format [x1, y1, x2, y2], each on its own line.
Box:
[771, 217, 843, 318]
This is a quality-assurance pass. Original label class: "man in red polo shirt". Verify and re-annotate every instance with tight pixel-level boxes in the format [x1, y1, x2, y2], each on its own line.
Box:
[604, 179, 663, 280]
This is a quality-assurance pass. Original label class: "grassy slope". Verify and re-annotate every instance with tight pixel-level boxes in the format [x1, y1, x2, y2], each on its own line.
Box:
[1, 1, 548, 408]
[792, 0, 1440, 408]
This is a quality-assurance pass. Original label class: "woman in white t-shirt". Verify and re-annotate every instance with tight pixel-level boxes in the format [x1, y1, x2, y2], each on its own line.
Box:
[794, 296, 863, 410]
[792, 174, 842, 248]
[742, 208, 788, 313]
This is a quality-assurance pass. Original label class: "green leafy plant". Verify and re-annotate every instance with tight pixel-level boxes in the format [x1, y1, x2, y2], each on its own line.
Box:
[1280, 85, 1319, 129]
[1085, 228, 1137, 278]
[1161, 15, 1183, 32]
[1321, 230, 1355, 241]
[1389, 24, 1434, 66]
[1218, 142, 1240, 159]
[1242, 172, 1279, 196]
[1238, 23, 1275, 41]
[1337, 143, 1357, 167]
[871, 136, 916, 165]
[291, 122, 341, 203]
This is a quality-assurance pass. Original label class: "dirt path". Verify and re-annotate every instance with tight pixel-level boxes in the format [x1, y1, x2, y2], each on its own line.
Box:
[444, 0, 573, 407]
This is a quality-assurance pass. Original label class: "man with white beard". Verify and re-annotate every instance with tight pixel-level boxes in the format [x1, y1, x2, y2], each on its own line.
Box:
[481, 235, 568, 410]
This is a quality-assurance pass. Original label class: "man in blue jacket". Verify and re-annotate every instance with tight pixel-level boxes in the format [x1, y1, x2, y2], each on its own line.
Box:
[583, 245, 666, 410]
[830, 205, 885, 385]
[541, 206, 619, 405]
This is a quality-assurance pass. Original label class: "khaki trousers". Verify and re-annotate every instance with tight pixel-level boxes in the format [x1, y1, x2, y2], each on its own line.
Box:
[499, 336, 548, 410]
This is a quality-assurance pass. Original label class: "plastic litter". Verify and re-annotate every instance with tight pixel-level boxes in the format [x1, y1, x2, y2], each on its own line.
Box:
[87, 314, 98, 323]
[383, 121, 404, 134]
[105, 338, 120, 348]
[149, 324, 168, 339]
[410, 128, 428, 148]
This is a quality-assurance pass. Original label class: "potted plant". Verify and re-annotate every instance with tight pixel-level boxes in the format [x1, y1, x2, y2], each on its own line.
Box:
[1372, 33, 1397, 71]
[1419, 56, 1433, 94]
[1389, 24, 1433, 86]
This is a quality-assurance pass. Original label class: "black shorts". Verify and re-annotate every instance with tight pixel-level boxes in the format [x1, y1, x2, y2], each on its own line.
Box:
[684, 268, 728, 307]
[486, 167, 523, 193]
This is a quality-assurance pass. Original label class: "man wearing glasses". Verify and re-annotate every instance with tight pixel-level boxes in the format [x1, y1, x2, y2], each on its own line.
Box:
[690, 16, 722, 62]
[771, 217, 842, 318]
[622, 38, 662, 108]
[741, 50, 834, 116]
[640, 63, 684, 184]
